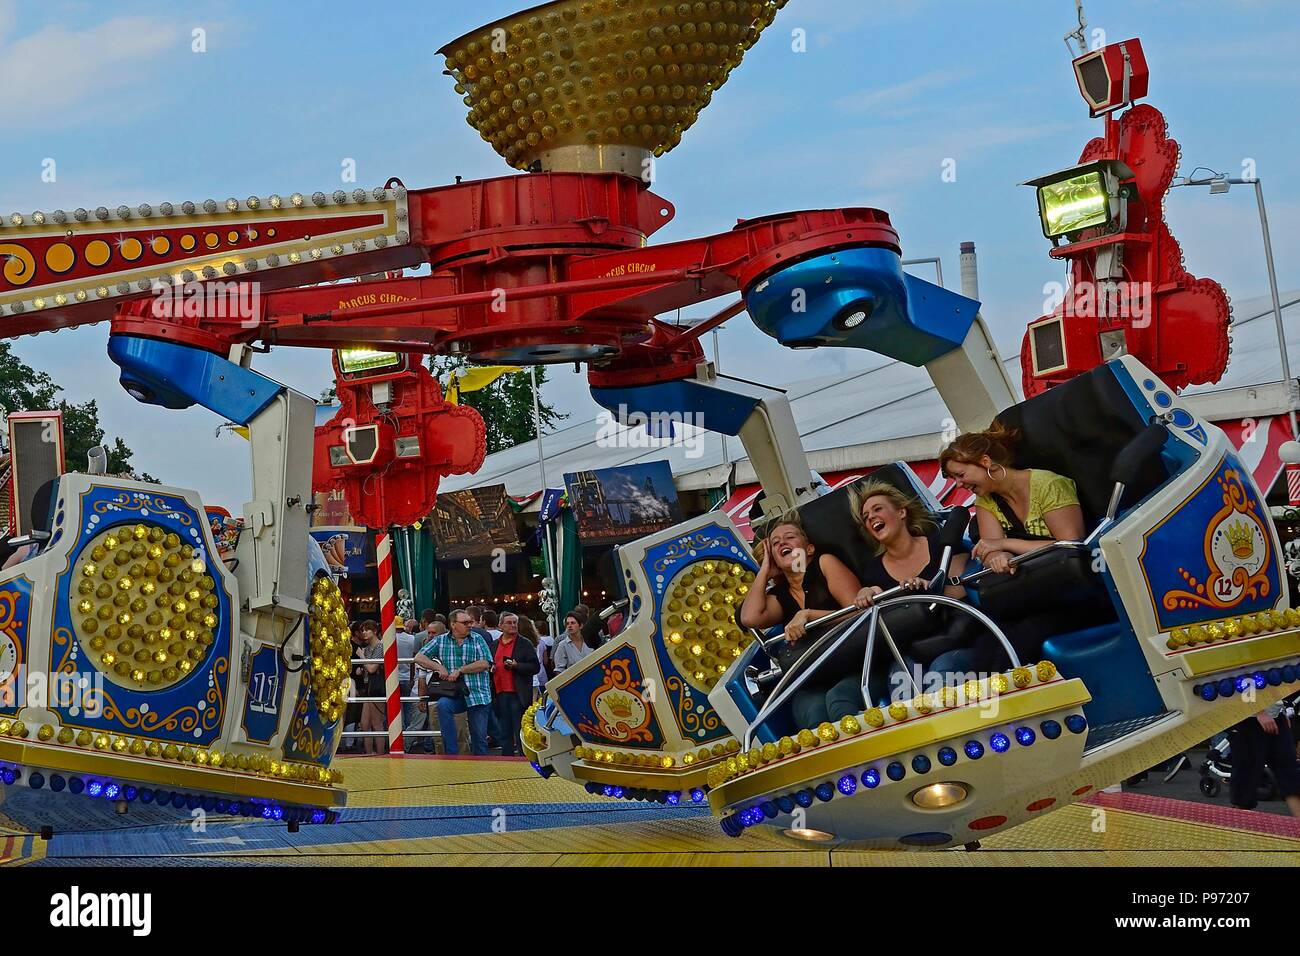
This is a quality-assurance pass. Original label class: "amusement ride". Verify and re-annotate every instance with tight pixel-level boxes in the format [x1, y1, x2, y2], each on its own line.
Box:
[0, 0, 1292, 853]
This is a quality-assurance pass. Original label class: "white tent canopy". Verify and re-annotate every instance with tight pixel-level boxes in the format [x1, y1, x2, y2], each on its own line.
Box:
[441, 289, 1300, 498]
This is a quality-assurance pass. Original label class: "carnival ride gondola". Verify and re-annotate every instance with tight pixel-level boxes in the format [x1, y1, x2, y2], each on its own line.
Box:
[0, 0, 1286, 852]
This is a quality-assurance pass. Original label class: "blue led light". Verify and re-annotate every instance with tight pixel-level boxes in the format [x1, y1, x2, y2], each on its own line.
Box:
[69, 778, 84, 795]
[937, 747, 957, 766]
[911, 755, 931, 774]
[272, 806, 284, 820]
[837, 774, 857, 796]
[1234, 676, 1251, 694]
[530, 761, 542, 775]
[139, 788, 153, 803]
[601, 785, 615, 797]
[795, 788, 814, 808]
[124, 786, 137, 802]
[50, 775, 65, 792]
[1253, 672, 1267, 689]
[690, 788, 706, 803]
[862, 767, 881, 788]
[666, 791, 681, 805]
[216, 799, 228, 813]
[612, 786, 626, 799]
[1198, 683, 1217, 701]
[86, 779, 103, 797]
[990, 733, 1010, 753]
[886, 761, 906, 781]
[814, 782, 835, 802]
[1217, 678, 1235, 697]
[721, 815, 743, 837]
[105, 783, 120, 800]
[777, 795, 795, 813]
[1065, 714, 1088, 735]
[312, 810, 327, 824]
[0, 768, 14, 785]
[964, 740, 984, 760]
[29, 772, 43, 790]
[1015, 727, 1036, 746]
[1040, 720, 1062, 740]
[262, 806, 274, 819]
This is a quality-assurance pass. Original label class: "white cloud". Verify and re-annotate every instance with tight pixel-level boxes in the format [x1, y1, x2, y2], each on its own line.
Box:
[834, 69, 974, 116]
[0, 15, 181, 130]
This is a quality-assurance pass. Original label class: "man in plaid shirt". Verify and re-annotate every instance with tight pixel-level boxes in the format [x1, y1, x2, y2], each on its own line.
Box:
[414, 609, 493, 756]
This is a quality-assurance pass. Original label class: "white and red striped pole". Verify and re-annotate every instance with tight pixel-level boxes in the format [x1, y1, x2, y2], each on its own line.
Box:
[376, 531, 405, 754]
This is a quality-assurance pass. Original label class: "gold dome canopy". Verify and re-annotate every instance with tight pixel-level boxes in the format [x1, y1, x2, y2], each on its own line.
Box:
[440, 0, 789, 176]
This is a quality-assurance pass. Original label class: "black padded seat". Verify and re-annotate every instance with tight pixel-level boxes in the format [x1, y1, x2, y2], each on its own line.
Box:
[754, 463, 943, 587]
[970, 363, 1172, 623]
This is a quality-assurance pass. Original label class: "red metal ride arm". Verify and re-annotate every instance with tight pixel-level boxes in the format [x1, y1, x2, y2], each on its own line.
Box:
[0, 170, 895, 525]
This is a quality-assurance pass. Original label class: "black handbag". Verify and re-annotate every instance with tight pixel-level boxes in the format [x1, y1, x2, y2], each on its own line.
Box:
[423, 673, 468, 702]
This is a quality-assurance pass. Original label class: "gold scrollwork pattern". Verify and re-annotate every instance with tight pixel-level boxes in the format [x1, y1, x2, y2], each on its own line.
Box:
[665, 674, 720, 736]
[651, 529, 736, 574]
[1162, 467, 1272, 613]
[286, 690, 338, 761]
[66, 653, 228, 736]
[91, 495, 193, 526]
[0, 244, 36, 286]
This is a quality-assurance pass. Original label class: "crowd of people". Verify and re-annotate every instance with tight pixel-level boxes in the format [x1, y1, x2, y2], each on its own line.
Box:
[333, 418, 1300, 821]
[341, 602, 619, 758]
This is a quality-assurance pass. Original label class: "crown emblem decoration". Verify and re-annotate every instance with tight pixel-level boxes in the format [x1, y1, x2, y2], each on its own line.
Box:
[604, 691, 635, 719]
[1226, 520, 1255, 560]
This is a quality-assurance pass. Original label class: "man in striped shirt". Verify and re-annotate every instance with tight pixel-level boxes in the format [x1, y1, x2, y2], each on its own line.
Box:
[414, 610, 492, 756]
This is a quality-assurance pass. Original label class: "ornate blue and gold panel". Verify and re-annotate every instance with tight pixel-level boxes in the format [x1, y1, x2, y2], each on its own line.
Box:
[641, 523, 756, 745]
[1139, 456, 1281, 630]
[556, 650, 665, 749]
[48, 486, 232, 746]
[0, 576, 32, 716]
[283, 577, 349, 766]
[240, 645, 285, 745]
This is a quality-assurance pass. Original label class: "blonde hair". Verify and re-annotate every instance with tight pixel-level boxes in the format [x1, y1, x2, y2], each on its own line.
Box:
[848, 480, 934, 555]
[752, 513, 812, 572]
[939, 420, 1023, 476]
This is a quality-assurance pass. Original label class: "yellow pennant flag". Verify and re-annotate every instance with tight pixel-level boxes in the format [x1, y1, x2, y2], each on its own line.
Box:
[446, 365, 522, 405]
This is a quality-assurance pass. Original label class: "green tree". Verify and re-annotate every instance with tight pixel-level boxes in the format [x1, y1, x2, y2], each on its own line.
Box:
[0, 342, 156, 481]
[429, 356, 567, 455]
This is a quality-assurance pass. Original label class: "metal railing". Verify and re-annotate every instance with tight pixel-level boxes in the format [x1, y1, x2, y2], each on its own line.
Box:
[341, 654, 441, 745]
[742, 567, 1019, 752]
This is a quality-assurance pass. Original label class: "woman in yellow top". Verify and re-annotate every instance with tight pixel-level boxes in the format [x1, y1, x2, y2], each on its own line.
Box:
[939, 422, 1086, 575]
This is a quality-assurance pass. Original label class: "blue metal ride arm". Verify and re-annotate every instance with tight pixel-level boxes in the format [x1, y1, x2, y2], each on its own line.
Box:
[107, 334, 285, 425]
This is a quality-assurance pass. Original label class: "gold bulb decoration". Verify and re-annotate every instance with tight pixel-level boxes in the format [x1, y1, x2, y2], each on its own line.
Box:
[306, 573, 352, 725]
[71, 524, 218, 692]
[661, 557, 753, 693]
[440, 0, 791, 171]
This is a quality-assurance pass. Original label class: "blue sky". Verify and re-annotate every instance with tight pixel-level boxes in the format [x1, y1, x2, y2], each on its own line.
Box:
[1, 0, 1296, 510]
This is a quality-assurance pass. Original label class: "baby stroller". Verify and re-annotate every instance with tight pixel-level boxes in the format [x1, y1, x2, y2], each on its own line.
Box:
[1198, 735, 1279, 800]
[1195, 692, 1300, 799]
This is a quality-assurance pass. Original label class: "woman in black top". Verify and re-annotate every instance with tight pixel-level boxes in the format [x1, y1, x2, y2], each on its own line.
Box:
[739, 515, 862, 728]
[848, 481, 980, 699]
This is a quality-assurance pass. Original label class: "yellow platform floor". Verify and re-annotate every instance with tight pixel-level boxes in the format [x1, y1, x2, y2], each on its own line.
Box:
[3, 755, 1299, 866]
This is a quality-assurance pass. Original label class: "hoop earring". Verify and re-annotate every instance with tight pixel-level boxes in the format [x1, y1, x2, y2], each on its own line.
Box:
[986, 464, 1007, 482]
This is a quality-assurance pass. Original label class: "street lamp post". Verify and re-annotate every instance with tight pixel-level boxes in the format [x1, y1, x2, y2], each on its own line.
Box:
[1172, 172, 1297, 440]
